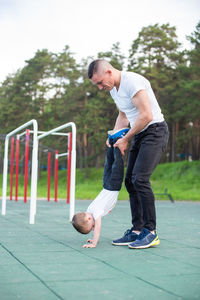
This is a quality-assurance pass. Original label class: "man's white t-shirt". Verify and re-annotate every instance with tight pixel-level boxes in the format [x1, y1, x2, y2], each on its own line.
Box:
[87, 189, 118, 220]
[110, 71, 164, 131]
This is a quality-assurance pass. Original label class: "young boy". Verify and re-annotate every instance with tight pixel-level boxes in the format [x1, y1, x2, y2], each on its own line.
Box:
[72, 128, 129, 248]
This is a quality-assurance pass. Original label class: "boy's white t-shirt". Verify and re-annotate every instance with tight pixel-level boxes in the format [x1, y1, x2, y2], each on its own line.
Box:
[110, 71, 164, 131]
[87, 189, 119, 220]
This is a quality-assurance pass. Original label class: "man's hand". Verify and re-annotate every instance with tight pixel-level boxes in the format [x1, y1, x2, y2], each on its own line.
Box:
[114, 138, 128, 156]
[106, 138, 111, 148]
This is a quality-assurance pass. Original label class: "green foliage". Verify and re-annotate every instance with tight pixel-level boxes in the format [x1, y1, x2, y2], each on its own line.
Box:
[1, 161, 199, 201]
[128, 22, 200, 161]
[128, 23, 181, 72]
[0, 21, 200, 170]
[128, 23, 183, 115]
[98, 42, 125, 70]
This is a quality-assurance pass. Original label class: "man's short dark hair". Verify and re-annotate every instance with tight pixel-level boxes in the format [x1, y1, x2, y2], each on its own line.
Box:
[88, 59, 102, 79]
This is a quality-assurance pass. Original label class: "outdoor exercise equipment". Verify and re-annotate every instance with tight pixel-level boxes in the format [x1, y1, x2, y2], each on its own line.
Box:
[1, 120, 76, 224]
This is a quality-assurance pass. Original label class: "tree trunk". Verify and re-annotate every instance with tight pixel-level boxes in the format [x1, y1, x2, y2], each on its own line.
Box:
[169, 122, 179, 162]
[192, 120, 200, 160]
[38, 148, 42, 180]
[83, 133, 89, 170]
[83, 93, 89, 172]
[76, 137, 83, 170]
[170, 123, 174, 162]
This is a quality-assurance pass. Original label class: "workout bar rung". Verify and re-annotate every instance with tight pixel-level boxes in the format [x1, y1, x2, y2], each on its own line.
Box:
[57, 152, 69, 158]
[29, 130, 70, 136]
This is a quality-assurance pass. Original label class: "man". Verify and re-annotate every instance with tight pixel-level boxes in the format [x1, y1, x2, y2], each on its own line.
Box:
[88, 59, 169, 249]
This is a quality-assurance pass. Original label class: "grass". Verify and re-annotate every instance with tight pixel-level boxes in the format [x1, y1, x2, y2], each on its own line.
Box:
[151, 160, 200, 200]
[0, 161, 200, 201]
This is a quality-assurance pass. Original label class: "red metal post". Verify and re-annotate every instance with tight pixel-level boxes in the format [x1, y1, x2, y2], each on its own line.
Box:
[55, 150, 58, 202]
[15, 136, 20, 201]
[9, 137, 15, 200]
[67, 132, 72, 204]
[24, 130, 30, 203]
[47, 152, 51, 202]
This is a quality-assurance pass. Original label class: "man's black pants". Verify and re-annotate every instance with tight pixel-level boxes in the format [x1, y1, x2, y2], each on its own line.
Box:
[125, 121, 169, 231]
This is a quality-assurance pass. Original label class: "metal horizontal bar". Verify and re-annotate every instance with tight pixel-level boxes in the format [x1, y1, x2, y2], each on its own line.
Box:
[29, 130, 70, 136]
[37, 122, 74, 140]
[5, 119, 37, 138]
[57, 152, 69, 158]
[18, 131, 27, 138]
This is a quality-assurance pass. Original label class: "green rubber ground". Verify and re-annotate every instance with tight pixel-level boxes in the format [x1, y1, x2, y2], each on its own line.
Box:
[0, 199, 200, 300]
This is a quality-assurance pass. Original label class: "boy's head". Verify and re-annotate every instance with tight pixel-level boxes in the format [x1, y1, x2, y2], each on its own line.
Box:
[72, 212, 95, 234]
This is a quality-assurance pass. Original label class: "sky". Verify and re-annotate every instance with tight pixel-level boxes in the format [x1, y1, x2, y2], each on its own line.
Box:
[0, 0, 199, 82]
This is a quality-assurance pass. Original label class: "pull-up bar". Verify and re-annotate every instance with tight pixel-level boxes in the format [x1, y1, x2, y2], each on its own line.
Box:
[12, 129, 72, 204]
[30, 130, 70, 137]
[38, 122, 76, 221]
[2, 120, 76, 224]
[2, 119, 38, 224]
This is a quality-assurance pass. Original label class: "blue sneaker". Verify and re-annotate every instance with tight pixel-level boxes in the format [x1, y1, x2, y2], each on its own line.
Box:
[108, 128, 129, 145]
[128, 228, 160, 249]
[112, 229, 138, 246]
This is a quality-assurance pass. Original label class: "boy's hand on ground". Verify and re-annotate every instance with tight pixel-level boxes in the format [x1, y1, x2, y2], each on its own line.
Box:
[86, 239, 93, 243]
[82, 239, 96, 248]
[114, 138, 128, 155]
[82, 243, 96, 248]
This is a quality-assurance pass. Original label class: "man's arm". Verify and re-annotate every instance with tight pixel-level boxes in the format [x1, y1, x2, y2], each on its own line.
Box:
[113, 110, 130, 131]
[114, 90, 153, 155]
[106, 110, 129, 147]
[82, 217, 102, 248]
